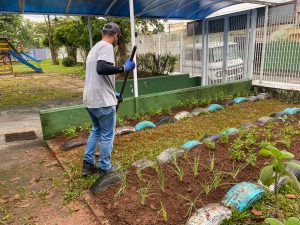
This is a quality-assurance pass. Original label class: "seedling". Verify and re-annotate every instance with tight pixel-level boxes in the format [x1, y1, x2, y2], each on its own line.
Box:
[244, 132, 257, 149]
[223, 162, 248, 180]
[259, 144, 300, 218]
[211, 173, 222, 190]
[191, 154, 200, 178]
[139, 182, 152, 205]
[204, 139, 216, 151]
[171, 155, 185, 182]
[114, 169, 127, 200]
[246, 148, 257, 166]
[155, 165, 165, 192]
[179, 193, 201, 218]
[201, 181, 213, 196]
[220, 133, 229, 144]
[209, 152, 215, 173]
[229, 138, 245, 161]
[157, 201, 168, 221]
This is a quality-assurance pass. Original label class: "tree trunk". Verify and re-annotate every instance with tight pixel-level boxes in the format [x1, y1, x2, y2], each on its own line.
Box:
[44, 15, 59, 65]
[66, 46, 77, 63]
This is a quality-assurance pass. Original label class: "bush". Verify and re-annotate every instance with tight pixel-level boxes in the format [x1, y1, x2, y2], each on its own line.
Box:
[137, 53, 177, 76]
[62, 56, 76, 67]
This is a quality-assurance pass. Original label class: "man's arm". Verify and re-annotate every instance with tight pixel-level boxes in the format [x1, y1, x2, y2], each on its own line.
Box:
[97, 60, 124, 75]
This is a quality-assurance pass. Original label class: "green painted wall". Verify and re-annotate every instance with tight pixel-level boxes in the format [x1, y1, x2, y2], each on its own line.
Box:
[40, 80, 252, 139]
[115, 74, 201, 97]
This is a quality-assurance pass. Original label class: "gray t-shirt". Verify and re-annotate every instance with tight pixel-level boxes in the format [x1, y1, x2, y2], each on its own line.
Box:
[83, 40, 117, 108]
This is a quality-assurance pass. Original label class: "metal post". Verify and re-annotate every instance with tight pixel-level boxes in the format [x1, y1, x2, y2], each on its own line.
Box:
[180, 32, 183, 73]
[192, 21, 195, 77]
[129, 0, 138, 97]
[248, 9, 257, 80]
[88, 16, 93, 49]
[260, 5, 269, 84]
[201, 19, 208, 86]
[223, 16, 229, 83]
[244, 11, 251, 79]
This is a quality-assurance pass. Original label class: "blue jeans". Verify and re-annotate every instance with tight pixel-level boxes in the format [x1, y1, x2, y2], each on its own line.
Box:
[83, 106, 116, 171]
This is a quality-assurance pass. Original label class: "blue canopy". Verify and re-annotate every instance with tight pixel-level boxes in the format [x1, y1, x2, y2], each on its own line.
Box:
[1, 0, 238, 20]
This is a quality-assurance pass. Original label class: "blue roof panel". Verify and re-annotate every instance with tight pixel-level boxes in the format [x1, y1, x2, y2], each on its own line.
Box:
[0, 0, 238, 19]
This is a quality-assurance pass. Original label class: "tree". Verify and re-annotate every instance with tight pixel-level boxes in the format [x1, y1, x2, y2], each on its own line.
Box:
[0, 15, 37, 47]
[44, 15, 59, 65]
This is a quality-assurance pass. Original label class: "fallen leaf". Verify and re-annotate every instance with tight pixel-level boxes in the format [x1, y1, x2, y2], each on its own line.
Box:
[19, 203, 30, 208]
[251, 208, 263, 216]
[10, 176, 21, 182]
[285, 194, 297, 199]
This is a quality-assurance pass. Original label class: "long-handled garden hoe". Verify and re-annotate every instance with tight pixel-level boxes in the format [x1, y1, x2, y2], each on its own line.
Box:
[116, 45, 137, 112]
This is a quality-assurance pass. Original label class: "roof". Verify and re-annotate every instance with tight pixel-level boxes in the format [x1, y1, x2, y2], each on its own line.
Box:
[0, 0, 239, 19]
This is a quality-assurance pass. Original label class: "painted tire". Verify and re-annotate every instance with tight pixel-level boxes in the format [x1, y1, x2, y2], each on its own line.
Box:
[207, 104, 224, 112]
[222, 182, 264, 212]
[233, 97, 248, 103]
[135, 121, 156, 132]
[157, 148, 185, 163]
[191, 107, 209, 116]
[155, 116, 175, 126]
[115, 126, 135, 135]
[131, 159, 156, 170]
[220, 128, 239, 136]
[181, 140, 202, 151]
[90, 172, 123, 195]
[283, 108, 300, 115]
[174, 111, 193, 120]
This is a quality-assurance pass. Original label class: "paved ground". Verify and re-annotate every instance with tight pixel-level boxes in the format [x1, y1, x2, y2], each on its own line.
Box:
[0, 78, 98, 224]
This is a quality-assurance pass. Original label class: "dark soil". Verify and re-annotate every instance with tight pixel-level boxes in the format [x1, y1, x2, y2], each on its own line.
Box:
[90, 116, 300, 225]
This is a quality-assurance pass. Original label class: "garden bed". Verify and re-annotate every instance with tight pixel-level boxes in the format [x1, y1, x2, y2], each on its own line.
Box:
[88, 114, 300, 225]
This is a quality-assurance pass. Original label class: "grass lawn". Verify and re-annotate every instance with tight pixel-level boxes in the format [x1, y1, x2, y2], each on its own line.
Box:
[13, 59, 85, 79]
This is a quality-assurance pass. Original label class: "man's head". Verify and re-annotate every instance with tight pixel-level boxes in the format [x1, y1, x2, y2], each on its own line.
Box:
[102, 22, 121, 47]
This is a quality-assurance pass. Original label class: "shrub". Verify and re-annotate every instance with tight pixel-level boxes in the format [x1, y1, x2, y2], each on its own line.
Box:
[62, 56, 76, 67]
[137, 53, 177, 76]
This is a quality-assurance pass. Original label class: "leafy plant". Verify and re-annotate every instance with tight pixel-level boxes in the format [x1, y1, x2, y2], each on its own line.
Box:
[220, 133, 229, 144]
[259, 144, 300, 218]
[62, 56, 76, 67]
[157, 201, 168, 221]
[63, 126, 77, 139]
[139, 182, 152, 205]
[244, 132, 257, 149]
[201, 181, 213, 196]
[246, 148, 257, 166]
[192, 154, 200, 178]
[211, 173, 223, 190]
[223, 162, 248, 180]
[209, 152, 215, 173]
[265, 217, 300, 225]
[79, 122, 91, 132]
[229, 138, 245, 161]
[171, 155, 185, 182]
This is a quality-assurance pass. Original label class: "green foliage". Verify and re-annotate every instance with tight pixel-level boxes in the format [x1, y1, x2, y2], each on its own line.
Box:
[63, 126, 77, 139]
[265, 217, 300, 225]
[137, 53, 177, 76]
[220, 133, 229, 144]
[139, 182, 152, 205]
[157, 201, 168, 221]
[192, 154, 200, 178]
[62, 56, 76, 67]
[0, 15, 36, 47]
[171, 155, 185, 182]
[229, 138, 245, 161]
[203, 139, 216, 151]
[180, 193, 201, 218]
[155, 165, 165, 192]
[259, 144, 300, 217]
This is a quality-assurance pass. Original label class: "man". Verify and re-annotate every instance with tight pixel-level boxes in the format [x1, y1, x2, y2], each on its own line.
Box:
[82, 22, 135, 177]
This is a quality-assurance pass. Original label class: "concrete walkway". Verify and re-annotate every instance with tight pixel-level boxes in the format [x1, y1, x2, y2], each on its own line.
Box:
[0, 99, 98, 224]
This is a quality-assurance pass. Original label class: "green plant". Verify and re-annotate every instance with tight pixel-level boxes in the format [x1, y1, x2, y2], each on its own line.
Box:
[79, 122, 91, 132]
[259, 144, 300, 218]
[62, 56, 76, 67]
[179, 193, 201, 218]
[220, 133, 229, 144]
[283, 135, 292, 148]
[157, 201, 168, 221]
[114, 169, 127, 200]
[139, 182, 152, 205]
[155, 165, 165, 192]
[63, 126, 77, 139]
[204, 139, 216, 151]
[171, 155, 185, 182]
[201, 181, 213, 196]
[265, 217, 300, 225]
[229, 138, 245, 161]
[246, 148, 257, 166]
[211, 173, 223, 190]
[244, 132, 257, 149]
[209, 152, 215, 173]
[192, 154, 200, 178]
[223, 162, 248, 180]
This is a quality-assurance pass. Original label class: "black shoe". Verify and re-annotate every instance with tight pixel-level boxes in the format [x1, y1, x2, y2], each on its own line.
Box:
[99, 165, 120, 177]
[82, 160, 98, 176]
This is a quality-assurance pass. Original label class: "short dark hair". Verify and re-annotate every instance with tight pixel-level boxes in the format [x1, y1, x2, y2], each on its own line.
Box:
[102, 30, 116, 37]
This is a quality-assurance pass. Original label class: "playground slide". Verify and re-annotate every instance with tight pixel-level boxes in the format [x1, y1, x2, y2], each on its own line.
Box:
[8, 50, 42, 73]
[20, 51, 41, 63]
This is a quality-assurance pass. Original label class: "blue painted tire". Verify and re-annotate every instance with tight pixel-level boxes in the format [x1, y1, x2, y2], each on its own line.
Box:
[181, 140, 201, 151]
[207, 104, 224, 112]
[222, 182, 264, 212]
[135, 121, 156, 132]
[233, 97, 248, 103]
[283, 108, 300, 115]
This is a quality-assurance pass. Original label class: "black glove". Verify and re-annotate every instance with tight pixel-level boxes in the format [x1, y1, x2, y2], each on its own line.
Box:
[116, 92, 123, 103]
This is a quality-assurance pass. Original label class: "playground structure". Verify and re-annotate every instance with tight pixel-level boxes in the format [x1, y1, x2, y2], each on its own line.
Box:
[0, 35, 42, 75]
